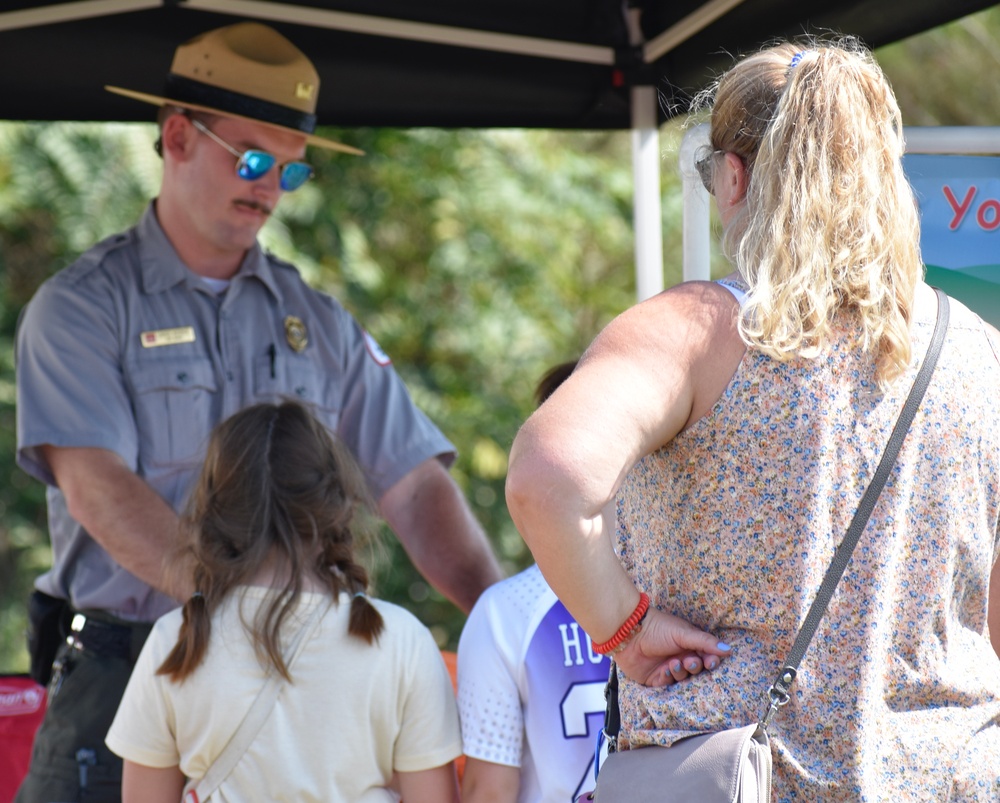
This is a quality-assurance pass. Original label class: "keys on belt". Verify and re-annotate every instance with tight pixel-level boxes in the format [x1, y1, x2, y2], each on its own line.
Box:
[67, 611, 153, 663]
[48, 612, 151, 699]
[68, 613, 134, 660]
[48, 641, 79, 699]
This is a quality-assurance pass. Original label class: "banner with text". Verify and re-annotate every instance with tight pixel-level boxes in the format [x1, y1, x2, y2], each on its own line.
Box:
[905, 153, 1000, 327]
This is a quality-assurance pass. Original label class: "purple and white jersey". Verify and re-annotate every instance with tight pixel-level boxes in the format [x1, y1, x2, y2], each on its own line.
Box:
[458, 564, 610, 803]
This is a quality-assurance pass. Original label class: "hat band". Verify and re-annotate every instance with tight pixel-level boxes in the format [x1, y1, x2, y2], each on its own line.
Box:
[165, 74, 317, 134]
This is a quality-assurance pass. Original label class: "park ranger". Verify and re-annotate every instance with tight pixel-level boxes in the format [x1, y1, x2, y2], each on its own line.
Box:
[14, 21, 500, 803]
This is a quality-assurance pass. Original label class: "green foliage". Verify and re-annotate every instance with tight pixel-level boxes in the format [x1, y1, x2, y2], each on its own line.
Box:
[265, 125, 680, 647]
[879, 6, 1000, 126]
[0, 7, 996, 666]
[0, 119, 687, 666]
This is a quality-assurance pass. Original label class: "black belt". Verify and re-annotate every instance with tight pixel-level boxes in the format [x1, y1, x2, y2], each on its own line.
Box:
[69, 611, 153, 665]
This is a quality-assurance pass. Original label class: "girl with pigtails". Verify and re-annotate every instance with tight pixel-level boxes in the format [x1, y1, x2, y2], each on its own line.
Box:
[508, 38, 1000, 801]
[106, 401, 462, 803]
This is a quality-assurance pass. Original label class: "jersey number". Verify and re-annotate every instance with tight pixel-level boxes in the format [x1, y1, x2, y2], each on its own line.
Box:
[560, 680, 606, 800]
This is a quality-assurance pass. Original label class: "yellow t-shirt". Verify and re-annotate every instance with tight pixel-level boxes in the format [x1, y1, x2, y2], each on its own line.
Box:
[107, 587, 462, 802]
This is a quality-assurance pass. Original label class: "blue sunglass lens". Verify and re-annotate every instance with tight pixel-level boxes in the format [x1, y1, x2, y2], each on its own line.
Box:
[235, 150, 312, 191]
[237, 150, 276, 181]
[280, 162, 314, 192]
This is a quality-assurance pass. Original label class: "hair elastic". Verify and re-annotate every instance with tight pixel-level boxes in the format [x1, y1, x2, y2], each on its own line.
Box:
[353, 591, 366, 599]
[190, 591, 204, 600]
[789, 51, 807, 69]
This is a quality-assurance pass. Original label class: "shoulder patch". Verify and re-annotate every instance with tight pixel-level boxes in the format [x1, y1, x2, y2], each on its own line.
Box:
[57, 231, 133, 285]
[363, 331, 392, 366]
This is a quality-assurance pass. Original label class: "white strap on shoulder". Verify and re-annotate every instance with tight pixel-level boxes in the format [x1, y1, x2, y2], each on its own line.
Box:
[182, 598, 328, 803]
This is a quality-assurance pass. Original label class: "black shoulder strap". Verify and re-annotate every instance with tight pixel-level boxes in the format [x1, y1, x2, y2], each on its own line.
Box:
[603, 660, 620, 746]
[760, 288, 949, 727]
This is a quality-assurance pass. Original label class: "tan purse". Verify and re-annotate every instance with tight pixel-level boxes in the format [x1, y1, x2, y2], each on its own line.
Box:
[591, 722, 770, 802]
[590, 289, 949, 803]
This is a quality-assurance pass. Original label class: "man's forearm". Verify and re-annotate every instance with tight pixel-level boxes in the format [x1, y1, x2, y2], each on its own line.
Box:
[408, 515, 502, 615]
[381, 459, 502, 613]
[43, 445, 192, 602]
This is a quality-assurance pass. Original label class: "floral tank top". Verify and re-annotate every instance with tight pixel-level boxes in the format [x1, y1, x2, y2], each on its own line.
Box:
[615, 287, 1000, 801]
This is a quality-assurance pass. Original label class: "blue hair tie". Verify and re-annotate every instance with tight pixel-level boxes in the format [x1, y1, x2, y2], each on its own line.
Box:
[789, 51, 806, 69]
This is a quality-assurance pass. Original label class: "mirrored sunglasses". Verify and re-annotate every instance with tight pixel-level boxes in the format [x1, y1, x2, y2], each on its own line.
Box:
[191, 118, 314, 192]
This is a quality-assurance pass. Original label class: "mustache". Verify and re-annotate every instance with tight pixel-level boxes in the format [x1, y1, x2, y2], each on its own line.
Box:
[233, 198, 273, 216]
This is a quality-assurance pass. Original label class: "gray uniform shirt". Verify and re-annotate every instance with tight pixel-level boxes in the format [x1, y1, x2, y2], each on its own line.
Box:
[16, 204, 454, 621]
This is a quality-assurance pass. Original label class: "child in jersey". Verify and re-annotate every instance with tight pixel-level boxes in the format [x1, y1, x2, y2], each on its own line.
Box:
[458, 362, 611, 803]
[106, 401, 461, 802]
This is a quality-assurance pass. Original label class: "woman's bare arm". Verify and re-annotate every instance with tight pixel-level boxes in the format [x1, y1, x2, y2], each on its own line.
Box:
[506, 282, 745, 684]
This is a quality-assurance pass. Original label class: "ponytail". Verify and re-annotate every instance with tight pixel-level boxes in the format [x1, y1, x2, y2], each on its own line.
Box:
[156, 591, 212, 681]
[705, 38, 921, 386]
[334, 550, 384, 644]
[349, 590, 384, 645]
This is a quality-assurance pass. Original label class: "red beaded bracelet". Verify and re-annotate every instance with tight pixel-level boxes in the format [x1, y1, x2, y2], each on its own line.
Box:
[592, 592, 650, 655]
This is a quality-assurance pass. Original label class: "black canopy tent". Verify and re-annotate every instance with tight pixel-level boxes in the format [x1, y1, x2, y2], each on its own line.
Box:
[1, 0, 996, 296]
[1, 0, 996, 128]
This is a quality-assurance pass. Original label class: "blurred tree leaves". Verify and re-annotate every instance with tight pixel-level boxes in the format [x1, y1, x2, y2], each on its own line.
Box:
[0, 120, 685, 665]
[2, 5, 999, 666]
[271, 125, 674, 646]
[879, 6, 1000, 126]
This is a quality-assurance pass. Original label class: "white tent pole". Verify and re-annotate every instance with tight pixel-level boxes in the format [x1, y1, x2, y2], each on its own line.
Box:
[632, 86, 664, 301]
[625, 4, 664, 303]
[680, 124, 712, 281]
[183, 0, 614, 64]
[0, 0, 160, 31]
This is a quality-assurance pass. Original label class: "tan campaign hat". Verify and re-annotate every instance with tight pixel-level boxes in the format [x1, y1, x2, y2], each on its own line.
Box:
[106, 21, 362, 155]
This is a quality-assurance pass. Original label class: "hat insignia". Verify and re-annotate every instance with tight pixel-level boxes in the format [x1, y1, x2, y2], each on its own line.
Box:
[295, 82, 315, 101]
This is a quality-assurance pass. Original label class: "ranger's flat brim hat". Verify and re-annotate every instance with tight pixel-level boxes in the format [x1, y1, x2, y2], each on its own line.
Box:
[106, 21, 362, 155]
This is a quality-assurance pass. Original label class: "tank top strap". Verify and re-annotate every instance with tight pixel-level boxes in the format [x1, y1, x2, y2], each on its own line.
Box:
[715, 276, 748, 306]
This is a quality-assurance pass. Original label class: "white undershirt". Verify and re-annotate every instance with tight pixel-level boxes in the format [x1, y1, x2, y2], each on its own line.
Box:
[200, 276, 231, 295]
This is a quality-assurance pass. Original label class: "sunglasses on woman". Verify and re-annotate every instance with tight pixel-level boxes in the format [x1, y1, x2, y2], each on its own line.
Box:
[694, 148, 724, 195]
[190, 118, 314, 192]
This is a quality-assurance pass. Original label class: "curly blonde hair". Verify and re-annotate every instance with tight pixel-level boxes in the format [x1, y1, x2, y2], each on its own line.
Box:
[705, 38, 922, 385]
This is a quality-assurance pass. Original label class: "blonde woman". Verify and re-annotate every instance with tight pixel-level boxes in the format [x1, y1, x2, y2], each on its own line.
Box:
[507, 39, 1000, 800]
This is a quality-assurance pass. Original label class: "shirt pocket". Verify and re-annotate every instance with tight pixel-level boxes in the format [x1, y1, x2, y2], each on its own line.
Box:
[252, 355, 341, 430]
[128, 357, 218, 471]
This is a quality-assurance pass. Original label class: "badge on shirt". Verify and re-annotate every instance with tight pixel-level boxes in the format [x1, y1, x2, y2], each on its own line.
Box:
[363, 331, 392, 366]
[140, 326, 196, 348]
[284, 315, 308, 353]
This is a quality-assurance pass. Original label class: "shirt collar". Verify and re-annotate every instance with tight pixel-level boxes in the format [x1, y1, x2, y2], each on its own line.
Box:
[136, 203, 282, 301]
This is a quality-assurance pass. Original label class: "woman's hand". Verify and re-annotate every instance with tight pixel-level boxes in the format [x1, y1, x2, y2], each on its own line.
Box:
[612, 608, 731, 687]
